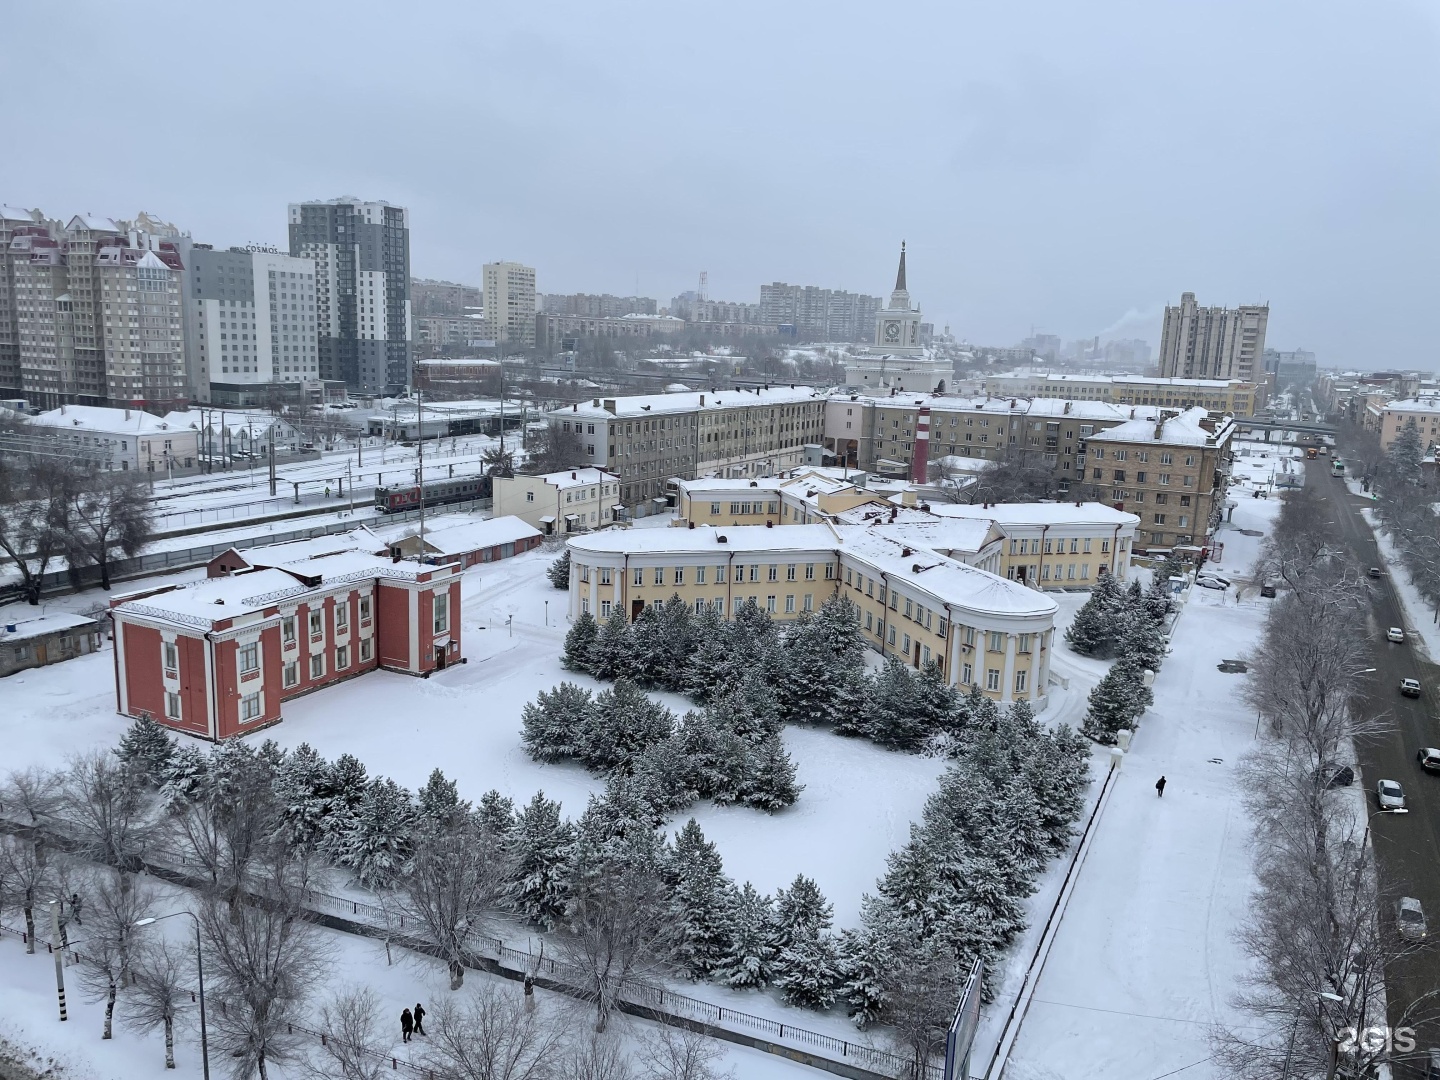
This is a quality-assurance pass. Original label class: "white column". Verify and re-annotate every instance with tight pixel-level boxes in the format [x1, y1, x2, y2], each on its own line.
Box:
[1001, 632, 1017, 704]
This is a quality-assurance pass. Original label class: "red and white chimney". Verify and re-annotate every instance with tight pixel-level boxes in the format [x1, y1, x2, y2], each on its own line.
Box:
[910, 406, 931, 484]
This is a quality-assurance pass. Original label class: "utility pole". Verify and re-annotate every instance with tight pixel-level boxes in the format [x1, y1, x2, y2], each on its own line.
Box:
[48, 900, 67, 1021]
[417, 392, 426, 554]
[269, 427, 277, 497]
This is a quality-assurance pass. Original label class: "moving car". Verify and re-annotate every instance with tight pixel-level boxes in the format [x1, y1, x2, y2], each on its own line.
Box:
[1377, 779, 1407, 811]
[1194, 577, 1227, 591]
[1397, 896, 1428, 941]
[1401, 678, 1423, 697]
[1388, 626, 1406, 643]
[1418, 748, 1440, 773]
[1369, 567, 1383, 578]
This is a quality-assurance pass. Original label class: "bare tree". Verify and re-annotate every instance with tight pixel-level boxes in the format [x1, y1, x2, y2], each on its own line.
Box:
[962, 447, 1056, 505]
[63, 467, 152, 591]
[199, 855, 329, 1080]
[57, 751, 153, 882]
[0, 456, 76, 604]
[527, 420, 587, 474]
[401, 810, 505, 990]
[422, 982, 568, 1080]
[123, 938, 192, 1070]
[299, 986, 389, 1080]
[0, 832, 55, 952]
[74, 870, 155, 1039]
[567, 1033, 634, 1080]
[635, 1025, 734, 1080]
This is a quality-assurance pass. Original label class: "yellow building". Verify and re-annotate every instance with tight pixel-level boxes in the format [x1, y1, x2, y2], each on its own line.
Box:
[565, 522, 1057, 706]
[983, 373, 1260, 417]
[675, 469, 916, 528]
[923, 502, 1140, 587]
[1377, 398, 1440, 450]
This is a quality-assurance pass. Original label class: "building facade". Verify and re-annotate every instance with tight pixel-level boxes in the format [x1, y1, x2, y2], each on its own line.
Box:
[483, 261, 537, 348]
[542, 293, 656, 318]
[412, 277, 482, 317]
[981, 373, 1261, 417]
[1, 613, 104, 679]
[759, 281, 880, 342]
[1157, 292, 1269, 381]
[288, 198, 412, 394]
[112, 554, 462, 740]
[1377, 398, 1440, 450]
[844, 244, 953, 392]
[493, 468, 622, 533]
[535, 311, 684, 348]
[27, 404, 202, 474]
[184, 246, 318, 405]
[565, 522, 1058, 704]
[552, 386, 828, 509]
[1084, 407, 1235, 551]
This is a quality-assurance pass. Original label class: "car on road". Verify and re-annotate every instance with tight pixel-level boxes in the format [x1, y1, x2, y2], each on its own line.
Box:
[1418, 748, 1440, 773]
[1196, 572, 1231, 587]
[1397, 896, 1428, 941]
[1401, 678, 1423, 697]
[1377, 779, 1407, 811]
[1388, 626, 1406, 643]
[1369, 567, 1383, 578]
[1194, 577, 1227, 590]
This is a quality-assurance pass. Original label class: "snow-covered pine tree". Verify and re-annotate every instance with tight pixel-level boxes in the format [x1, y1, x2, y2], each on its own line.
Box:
[666, 819, 737, 979]
[717, 882, 776, 989]
[672, 709, 725, 801]
[874, 829, 943, 934]
[914, 660, 959, 735]
[1117, 608, 1166, 673]
[772, 932, 841, 1009]
[655, 595, 699, 694]
[771, 874, 834, 950]
[681, 606, 727, 701]
[1064, 570, 1126, 656]
[590, 611, 637, 682]
[507, 790, 575, 929]
[320, 752, 370, 855]
[836, 898, 906, 1026]
[271, 742, 332, 849]
[337, 776, 416, 890]
[742, 733, 802, 812]
[631, 735, 701, 814]
[416, 767, 470, 828]
[547, 550, 571, 589]
[1025, 723, 1091, 853]
[562, 610, 600, 673]
[582, 680, 674, 773]
[114, 713, 175, 787]
[1143, 570, 1175, 624]
[157, 741, 208, 811]
[629, 604, 670, 687]
[520, 682, 595, 762]
[773, 594, 868, 726]
[866, 655, 930, 751]
[476, 790, 517, 841]
[708, 672, 783, 742]
[1082, 658, 1149, 744]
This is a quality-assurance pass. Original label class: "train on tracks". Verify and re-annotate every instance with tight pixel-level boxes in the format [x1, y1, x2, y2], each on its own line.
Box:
[374, 475, 492, 513]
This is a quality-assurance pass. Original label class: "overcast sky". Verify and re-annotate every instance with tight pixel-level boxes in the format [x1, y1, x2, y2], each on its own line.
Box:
[5, 1, 1438, 365]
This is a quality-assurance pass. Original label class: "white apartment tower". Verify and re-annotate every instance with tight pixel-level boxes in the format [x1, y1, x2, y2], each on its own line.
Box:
[184, 247, 318, 405]
[1157, 292, 1270, 381]
[483, 261, 537, 348]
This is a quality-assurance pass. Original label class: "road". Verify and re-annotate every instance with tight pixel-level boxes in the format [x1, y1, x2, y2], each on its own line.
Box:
[1313, 459, 1440, 1059]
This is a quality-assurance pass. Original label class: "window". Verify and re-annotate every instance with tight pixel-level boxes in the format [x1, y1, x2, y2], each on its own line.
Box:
[309, 611, 323, 636]
[239, 642, 259, 673]
[962, 662, 974, 684]
[1018, 633, 1033, 653]
[804, 563, 815, 580]
[240, 692, 262, 722]
[902, 633, 911, 653]
[888, 625, 897, 645]
[359, 638, 372, 662]
[1014, 670, 1029, 693]
[890, 592, 898, 610]
[310, 653, 325, 679]
[1158, 473, 1171, 486]
[715, 565, 726, 583]
[733, 596, 744, 615]
[785, 595, 796, 613]
[600, 599, 613, 618]
[696, 566, 707, 584]
[336, 603, 348, 630]
[803, 594, 814, 612]
[633, 567, 644, 586]
[336, 645, 349, 670]
[359, 597, 371, 622]
[988, 631, 1005, 652]
[938, 618, 947, 637]
[750, 565, 760, 582]
[433, 594, 449, 633]
[711, 502, 721, 515]
[673, 567, 684, 585]
[825, 563, 834, 579]
[165, 691, 181, 719]
[766, 596, 777, 612]
[768, 565, 778, 582]
[904, 598, 913, 618]
[600, 567, 612, 585]
[1154, 513, 1167, 525]
[866, 611, 874, 631]
[986, 668, 1001, 691]
[1101, 539, 1111, 553]
[163, 642, 178, 675]
[786, 564, 797, 581]
[922, 645, 931, 664]
[1159, 452, 1172, 465]
[1183, 475, 1194, 487]
[526, 491, 534, 502]
[1083, 538, 1091, 553]
[283, 661, 298, 688]
[654, 567, 664, 585]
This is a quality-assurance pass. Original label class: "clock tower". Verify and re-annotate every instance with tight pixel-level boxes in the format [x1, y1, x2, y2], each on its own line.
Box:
[874, 241, 923, 357]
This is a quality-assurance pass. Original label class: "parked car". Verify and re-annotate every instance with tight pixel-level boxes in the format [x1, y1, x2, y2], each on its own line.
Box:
[1314, 763, 1355, 789]
[1197, 572, 1231, 587]
[1369, 567, 1383, 578]
[1397, 896, 1428, 941]
[1260, 583, 1278, 598]
[1388, 626, 1406, 643]
[1377, 779, 1407, 811]
[1401, 678, 1423, 697]
[1194, 577, 1227, 591]
[1418, 748, 1440, 773]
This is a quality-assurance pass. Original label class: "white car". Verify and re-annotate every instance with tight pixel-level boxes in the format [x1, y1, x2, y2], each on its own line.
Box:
[1377, 779, 1407, 812]
[1397, 896, 1428, 941]
[1194, 577, 1227, 590]
[1388, 627, 1406, 643]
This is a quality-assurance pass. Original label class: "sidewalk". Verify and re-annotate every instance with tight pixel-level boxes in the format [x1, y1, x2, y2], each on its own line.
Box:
[1002, 498, 1277, 1079]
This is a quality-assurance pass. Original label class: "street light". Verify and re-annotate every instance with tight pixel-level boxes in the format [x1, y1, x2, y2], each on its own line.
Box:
[135, 911, 209, 1080]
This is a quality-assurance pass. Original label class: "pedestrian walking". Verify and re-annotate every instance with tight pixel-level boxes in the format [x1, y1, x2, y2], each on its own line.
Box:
[401, 1008, 414, 1043]
[69, 892, 83, 926]
[523, 973, 535, 1013]
[1156, 776, 1167, 798]
[412, 1003, 426, 1036]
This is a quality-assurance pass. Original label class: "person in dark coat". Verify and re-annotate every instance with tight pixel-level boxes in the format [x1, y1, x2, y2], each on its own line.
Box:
[400, 1008, 414, 1043]
[412, 1003, 426, 1036]
[1156, 776, 1167, 797]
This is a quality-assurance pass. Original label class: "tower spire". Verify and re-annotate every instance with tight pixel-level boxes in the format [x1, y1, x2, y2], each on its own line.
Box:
[894, 240, 907, 293]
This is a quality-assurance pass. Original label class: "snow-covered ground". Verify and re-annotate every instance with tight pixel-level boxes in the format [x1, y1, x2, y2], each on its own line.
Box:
[1367, 510, 1440, 662]
[1002, 493, 1281, 1080]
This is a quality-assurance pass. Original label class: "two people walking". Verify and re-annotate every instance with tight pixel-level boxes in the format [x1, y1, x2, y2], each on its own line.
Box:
[400, 1003, 426, 1043]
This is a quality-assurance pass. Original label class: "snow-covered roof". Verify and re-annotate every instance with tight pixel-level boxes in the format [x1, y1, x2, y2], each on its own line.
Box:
[571, 523, 838, 556]
[987, 373, 1245, 390]
[925, 502, 1142, 529]
[832, 393, 1164, 423]
[28, 405, 183, 435]
[0, 612, 101, 643]
[1086, 406, 1233, 447]
[537, 468, 617, 490]
[401, 515, 542, 555]
[226, 528, 381, 568]
[162, 410, 289, 436]
[0, 205, 38, 223]
[557, 385, 822, 421]
[1382, 398, 1440, 415]
[414, 358, 500, 368]
[136, 250, 169, 270]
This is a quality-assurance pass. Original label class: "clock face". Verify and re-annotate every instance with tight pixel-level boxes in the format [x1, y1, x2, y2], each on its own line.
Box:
[884, 321, 900, 342]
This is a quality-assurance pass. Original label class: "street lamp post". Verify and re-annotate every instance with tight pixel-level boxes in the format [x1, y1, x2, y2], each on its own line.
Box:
[135, 911, 209, 1080]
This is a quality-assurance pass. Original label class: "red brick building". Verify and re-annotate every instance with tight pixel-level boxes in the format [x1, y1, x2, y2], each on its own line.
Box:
[111, 552, 463, 740]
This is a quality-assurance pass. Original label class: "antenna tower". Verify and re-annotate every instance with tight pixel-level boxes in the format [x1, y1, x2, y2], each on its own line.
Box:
[698, 271, 708, 302]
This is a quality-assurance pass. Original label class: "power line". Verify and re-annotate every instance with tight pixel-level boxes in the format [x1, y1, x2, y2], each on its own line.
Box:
[1028, 997, 1209, 1027]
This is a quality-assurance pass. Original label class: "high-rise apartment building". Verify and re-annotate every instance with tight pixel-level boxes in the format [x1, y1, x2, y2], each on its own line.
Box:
[483, 261, 537, 347]
[412, 277, 482, 317]
[184, 246, 318, 405]
[758, 282, 880, 342]
[288, 198, 411, 394]
[1, 209, 188, 409]
[541, 292, 656, 318]
[1157, 292, 1269, 381]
